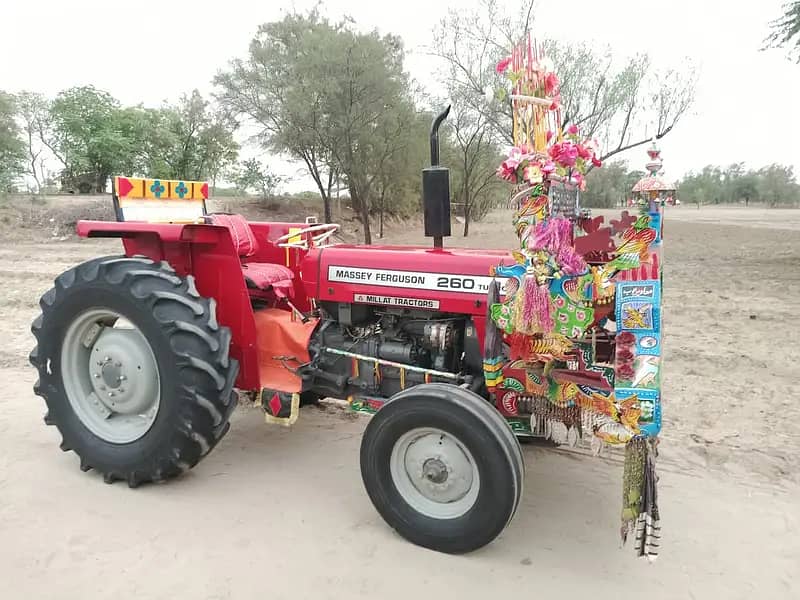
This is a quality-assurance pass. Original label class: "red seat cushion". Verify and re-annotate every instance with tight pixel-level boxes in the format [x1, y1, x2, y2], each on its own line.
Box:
[242, 263, 295, 298]
[208, 213, 258, 257]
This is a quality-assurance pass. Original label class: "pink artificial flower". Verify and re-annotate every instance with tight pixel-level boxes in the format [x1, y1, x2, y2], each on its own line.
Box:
[574, 172, 586, 191]
[496, 163, 516, 182]
[549, 141, 578, 168]
[567, 124, 579, 135]
[549, 93, 561, 111]
[541, 160, 556, 174]
[496, 57, 512, 74]
[544, 71, 560, 96]
[503, 147, 523, 170]
[577, 143, 592, 160]
[592, 155, 603, 168]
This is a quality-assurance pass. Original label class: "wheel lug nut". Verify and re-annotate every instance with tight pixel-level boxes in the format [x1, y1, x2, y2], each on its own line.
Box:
[119, 388, 125, 393]
[119, 375, 127, 381]
[93, 373, 100, 379]
[108, 392, 115, 397]
[115, 362, 122, 368]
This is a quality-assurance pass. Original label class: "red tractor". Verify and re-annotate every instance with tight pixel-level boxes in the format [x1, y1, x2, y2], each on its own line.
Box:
[30, 109, 524, 554]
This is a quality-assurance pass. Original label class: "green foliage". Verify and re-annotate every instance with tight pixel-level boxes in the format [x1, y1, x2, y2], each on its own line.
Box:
[48, 85, 141, 191]
[216, 9, 421, 243]
[582, 160, 630, 208]
[679, 163, 798, 207]
[136, 90, 239, 184]
[231, 158, 281, 199]
[764, 2, 800, 62]
[0, 91, 25, 192]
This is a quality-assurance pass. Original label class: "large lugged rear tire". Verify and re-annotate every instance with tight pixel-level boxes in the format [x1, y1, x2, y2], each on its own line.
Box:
[29, 255, 239, 487]
[360, 383, 524, 554]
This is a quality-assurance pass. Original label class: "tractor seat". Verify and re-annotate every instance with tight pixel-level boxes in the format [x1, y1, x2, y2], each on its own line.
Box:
[207, 213, 295, 298]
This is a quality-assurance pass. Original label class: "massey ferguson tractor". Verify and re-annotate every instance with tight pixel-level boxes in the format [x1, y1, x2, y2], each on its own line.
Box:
[29, 100, 665, 557]
[29, 108, 523, 554]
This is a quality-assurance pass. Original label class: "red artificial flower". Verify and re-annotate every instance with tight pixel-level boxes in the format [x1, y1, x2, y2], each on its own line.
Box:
[592, 155, 602, 168]
[616, 348, 634, 362]
[496, 57, 512, 74]
[567, 124, 579, 135]
[617, 332, 636, 345]
[577, 143, 592, 160]
[496, 163, 516, 182]
[617, 363, 636, 380]
[544, 71, 559, 96]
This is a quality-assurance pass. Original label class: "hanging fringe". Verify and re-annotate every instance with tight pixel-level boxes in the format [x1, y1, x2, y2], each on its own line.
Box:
[621, 437, 661, 562]
[519, 273, 552, 334]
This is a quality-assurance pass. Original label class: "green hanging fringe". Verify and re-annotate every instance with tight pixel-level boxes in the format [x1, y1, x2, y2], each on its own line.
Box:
[621, 437, 661, 561]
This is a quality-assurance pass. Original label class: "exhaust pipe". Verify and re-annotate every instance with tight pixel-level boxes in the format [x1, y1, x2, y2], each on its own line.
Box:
[422, 105, 452, 249]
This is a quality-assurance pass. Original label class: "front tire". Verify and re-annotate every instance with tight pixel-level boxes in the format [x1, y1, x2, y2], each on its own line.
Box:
[29, 255, 238, 487]
[360, 383, 524, 554]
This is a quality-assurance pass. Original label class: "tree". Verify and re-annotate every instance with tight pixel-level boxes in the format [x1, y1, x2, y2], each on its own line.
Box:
[137, 90, 239, 185]
[214, 10, 340, 223]
[0, 91, 25, 192]
[14, 91, 50, 193]
[431, 0, 697, 169]
[216, 10, 421, 243]
[48, 85, 140, 192]
[764, 2, 800, 62]
[441, 109, 506, 235]
[582, 159, 629, 208]
[232, 158, 281, 199]
[678, 163, 799, 207]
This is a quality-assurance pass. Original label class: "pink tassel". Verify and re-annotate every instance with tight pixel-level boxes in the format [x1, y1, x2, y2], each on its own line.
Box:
[521, 274, 553, 333]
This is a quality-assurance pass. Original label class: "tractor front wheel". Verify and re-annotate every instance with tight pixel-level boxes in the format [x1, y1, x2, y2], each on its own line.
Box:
[360, 383, 524, 554]
[29, 255, 238, 487]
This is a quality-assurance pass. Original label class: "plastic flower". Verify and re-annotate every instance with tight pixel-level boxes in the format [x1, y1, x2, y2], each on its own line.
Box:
[546, 130, 554, 143]
[567, 124, 579, 135]
[549, 142, 578, 168]
[544, 71, 560, 96]
[524, 164, 543, 184]
[541, 160, 556, 174]
[592, 155, 603, 168]
[496, 57, 512, 74]
[576, 143, 592, 160]
[496, 162, 517, 182]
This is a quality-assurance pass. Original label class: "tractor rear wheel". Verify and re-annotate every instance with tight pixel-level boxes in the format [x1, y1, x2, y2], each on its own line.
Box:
[360, 383, 524, 554]
[29, 255, 238, 487]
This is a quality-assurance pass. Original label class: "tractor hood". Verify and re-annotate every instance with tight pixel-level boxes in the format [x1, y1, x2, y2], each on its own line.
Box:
[301, 244, 512, 316]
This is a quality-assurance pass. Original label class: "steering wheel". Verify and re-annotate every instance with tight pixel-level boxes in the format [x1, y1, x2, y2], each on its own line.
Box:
[275, 223, 340, 249]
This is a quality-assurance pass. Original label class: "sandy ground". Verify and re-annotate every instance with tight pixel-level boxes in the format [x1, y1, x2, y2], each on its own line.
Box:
[0, 205, 798, 599]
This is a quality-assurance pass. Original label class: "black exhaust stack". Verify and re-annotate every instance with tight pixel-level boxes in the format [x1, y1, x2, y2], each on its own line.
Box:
[422, 105, 451, 249]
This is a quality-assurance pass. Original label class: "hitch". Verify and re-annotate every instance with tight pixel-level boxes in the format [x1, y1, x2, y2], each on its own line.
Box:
[422, 105, 452, 249]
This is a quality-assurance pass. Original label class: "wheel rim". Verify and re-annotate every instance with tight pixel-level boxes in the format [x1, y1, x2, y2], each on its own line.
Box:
[389, 427, 480, 519]
[60, 308, 161, 444]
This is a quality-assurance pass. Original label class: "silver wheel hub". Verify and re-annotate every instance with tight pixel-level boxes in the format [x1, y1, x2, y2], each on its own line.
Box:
[61, 309, 161, 444]
[390, 428, 480, 519]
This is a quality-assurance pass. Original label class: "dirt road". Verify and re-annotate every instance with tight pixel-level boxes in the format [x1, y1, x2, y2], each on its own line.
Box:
[0, 206, 798, 599]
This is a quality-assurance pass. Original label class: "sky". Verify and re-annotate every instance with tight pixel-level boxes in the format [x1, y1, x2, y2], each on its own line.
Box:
[1, 0, 798, 192]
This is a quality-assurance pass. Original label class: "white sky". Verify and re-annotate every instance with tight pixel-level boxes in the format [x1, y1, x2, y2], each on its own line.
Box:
[1, 0, 798, 192]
